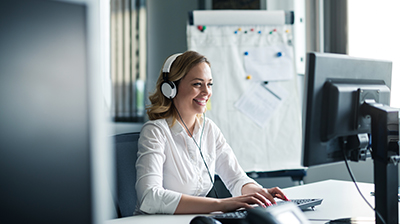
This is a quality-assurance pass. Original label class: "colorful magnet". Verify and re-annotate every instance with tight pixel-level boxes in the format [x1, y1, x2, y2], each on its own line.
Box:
[244, 51, 249, 56]
[246, 75, 252, 80]
[277, 52, 284, 57]
[197, 25, 206, 32]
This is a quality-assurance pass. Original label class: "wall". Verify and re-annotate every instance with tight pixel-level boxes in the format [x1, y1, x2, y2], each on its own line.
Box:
[146, 0, 199, 107]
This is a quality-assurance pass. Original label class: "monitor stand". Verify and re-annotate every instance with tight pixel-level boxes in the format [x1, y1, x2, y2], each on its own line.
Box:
[361, 100, 399, 224]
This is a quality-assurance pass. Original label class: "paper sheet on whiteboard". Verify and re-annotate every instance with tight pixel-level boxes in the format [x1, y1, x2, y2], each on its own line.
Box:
[244, 45, 294, 81]
[234, 82, 289, 128]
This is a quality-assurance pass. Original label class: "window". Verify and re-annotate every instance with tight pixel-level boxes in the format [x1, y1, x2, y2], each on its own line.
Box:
[348, 0, 400, 108]
[110, 0, 147, 122]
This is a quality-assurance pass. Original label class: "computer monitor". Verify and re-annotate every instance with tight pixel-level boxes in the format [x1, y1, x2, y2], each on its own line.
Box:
[0, 0, 114, 223]
[302, 52, 399, 224]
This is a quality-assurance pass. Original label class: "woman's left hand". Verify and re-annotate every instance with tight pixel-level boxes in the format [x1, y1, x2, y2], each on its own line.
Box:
[241, 183, 289, 205]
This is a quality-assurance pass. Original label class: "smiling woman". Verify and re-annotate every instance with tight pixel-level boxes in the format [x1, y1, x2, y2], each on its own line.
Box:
[134, 51, 289, 215]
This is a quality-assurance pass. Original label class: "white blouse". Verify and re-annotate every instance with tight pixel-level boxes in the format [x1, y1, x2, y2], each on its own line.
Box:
[135, 116, 259, 214]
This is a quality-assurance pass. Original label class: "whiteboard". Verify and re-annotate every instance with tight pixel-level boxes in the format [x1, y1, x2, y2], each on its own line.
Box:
[187, 20, 303, 172]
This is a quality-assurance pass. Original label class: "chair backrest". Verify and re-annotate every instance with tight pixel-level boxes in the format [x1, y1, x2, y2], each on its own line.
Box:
[114, 132, 140, 218]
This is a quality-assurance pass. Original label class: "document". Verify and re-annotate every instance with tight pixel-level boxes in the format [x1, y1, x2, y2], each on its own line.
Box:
[235, 82, 288, 128]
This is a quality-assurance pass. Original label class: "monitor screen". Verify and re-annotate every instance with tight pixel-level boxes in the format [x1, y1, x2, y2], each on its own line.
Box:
[302, 52, 392, 167]
[0, 0, 114, 223]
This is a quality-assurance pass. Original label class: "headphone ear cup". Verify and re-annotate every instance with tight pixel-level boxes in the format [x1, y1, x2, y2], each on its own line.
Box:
[161, 53, 181, 100]
[161, 81, 177, 99]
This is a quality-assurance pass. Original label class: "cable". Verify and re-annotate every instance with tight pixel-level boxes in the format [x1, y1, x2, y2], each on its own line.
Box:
[342, 148, 386, 224]
[174, 103, 219, 198]
[308, 218, 331, 222]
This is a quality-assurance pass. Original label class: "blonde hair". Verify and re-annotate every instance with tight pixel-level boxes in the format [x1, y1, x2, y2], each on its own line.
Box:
[146, 51, 210, 126]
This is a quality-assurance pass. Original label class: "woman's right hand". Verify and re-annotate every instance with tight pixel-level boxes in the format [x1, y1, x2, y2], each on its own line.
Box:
[175, 192, 272, 214]
[217, 192, 271, 213]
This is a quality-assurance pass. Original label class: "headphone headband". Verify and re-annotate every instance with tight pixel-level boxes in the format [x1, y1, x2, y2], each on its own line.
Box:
[162, 53, 182, 73]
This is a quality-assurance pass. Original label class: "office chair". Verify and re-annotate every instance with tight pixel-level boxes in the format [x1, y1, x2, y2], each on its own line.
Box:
[114, 132, 140, 218]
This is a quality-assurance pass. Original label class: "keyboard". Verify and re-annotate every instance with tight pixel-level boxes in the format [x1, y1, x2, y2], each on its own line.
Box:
[211, 198, 323, 224]
[277, 198, 323, 210]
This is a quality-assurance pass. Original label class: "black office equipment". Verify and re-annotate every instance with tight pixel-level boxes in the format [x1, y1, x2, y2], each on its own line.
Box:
[246, 203, 310, 224]
[302, 52, 399, 224]
[212, 210, 248, 224]
[204, 202, 311, 224]
[210, 199, 320, 224]
[190, 216, 222, 224]
[0, 0, 114, 223]
[327, 217, 376, 224]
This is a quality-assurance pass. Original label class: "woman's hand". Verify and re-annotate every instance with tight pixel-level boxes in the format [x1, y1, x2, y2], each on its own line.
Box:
[175, 192, 269, 214]
[215, 184, 289, 213]
[174, 183, 289, 214]
[217, 192, 269, 213]
[241, 183, 289, 205]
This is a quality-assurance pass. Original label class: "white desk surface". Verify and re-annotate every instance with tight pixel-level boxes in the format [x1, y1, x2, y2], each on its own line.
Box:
[106, 180, 394, 224]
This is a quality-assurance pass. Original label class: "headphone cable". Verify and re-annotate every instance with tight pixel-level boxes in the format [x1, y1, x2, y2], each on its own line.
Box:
[173, 103, 219, 198]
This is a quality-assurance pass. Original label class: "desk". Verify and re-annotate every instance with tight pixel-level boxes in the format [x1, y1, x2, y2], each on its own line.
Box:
[106, 180, 395, 224]
[284, 180, 376, 223]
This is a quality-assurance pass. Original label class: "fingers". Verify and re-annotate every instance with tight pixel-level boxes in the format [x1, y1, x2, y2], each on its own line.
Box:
[262, 190, 277, 205]
[252, 187, 289, 205]
[252, 192, 271, 207]
[236, 193, 271, 209]
[268, 187, 290, 201]
[220, 194, 269, 212]
[242, 193, 270, 207]
[228, 187, 289, 212]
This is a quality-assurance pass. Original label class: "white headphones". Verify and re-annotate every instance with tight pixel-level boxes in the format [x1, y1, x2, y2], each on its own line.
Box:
[161, 53, 182, 99]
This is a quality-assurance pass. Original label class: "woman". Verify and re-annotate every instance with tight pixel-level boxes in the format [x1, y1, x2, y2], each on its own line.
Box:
[135, 51, 289, 215]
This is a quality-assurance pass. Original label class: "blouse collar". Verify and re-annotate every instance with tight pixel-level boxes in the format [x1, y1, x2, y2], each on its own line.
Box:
[168, 115, 204, 136]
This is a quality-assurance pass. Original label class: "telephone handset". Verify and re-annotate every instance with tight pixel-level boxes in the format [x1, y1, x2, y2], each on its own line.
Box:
[191, 203, 310, 224]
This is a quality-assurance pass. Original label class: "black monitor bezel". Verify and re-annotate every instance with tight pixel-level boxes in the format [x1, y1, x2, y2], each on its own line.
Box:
[302, 52, 392, 167]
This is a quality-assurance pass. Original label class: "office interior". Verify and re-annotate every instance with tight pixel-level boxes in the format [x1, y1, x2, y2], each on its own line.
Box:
[114, 0, 400, 185]
[1, 0, 399, 223]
